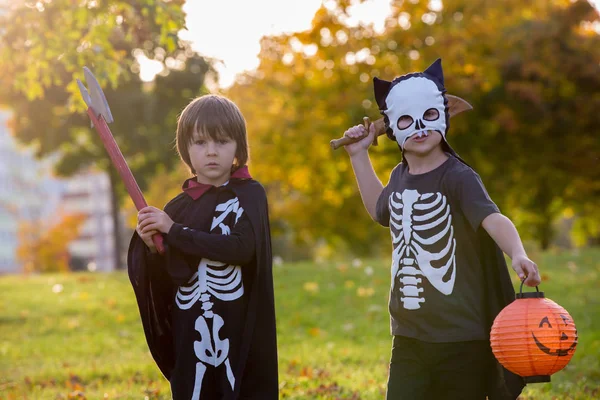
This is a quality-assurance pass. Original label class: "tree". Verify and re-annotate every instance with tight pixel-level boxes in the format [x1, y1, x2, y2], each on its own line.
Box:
[17, 212, 87, 273]
[1, 0, 213, 268]
[228, 0, 600, 253]
[228, 5, 396, 257]
[465, 0, 600, 248]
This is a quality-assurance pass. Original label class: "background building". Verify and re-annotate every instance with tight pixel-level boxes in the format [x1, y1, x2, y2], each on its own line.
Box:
[60, 170, 118, 272]
[0, 109, 55, 273]
[0, 109, 122, 273]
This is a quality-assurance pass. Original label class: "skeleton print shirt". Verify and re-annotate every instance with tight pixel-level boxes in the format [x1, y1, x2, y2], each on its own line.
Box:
[376, 155, 500, 342]
[165, 185, 254, 399]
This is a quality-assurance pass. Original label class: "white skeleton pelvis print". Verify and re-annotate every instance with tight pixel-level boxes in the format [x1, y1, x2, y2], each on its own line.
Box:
[389, 189, 456, 310]
[175, 197, 245, 399]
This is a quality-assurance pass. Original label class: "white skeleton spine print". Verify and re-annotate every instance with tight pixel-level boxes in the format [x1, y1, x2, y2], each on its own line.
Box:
[175, 197, 245, 399]
[389, 189, 457, 310]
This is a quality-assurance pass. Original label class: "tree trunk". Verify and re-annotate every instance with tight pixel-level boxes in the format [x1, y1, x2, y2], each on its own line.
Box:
[108, 168, 123, 270]
[535, 180, 554, 251]
[539, 221, 553, 250]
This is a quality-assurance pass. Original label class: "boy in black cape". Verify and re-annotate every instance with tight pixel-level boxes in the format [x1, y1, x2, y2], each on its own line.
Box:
[341, 59, 541, 399]
[128, 95, 278, 399]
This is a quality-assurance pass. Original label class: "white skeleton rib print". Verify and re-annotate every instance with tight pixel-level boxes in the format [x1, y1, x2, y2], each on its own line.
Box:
[389, 189, 456, 310]
[175, 197, 245, 400]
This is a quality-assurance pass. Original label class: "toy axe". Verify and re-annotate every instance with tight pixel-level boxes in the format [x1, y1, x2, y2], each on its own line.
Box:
[329, 94, 473, 150]
[77, 67, 165, 254]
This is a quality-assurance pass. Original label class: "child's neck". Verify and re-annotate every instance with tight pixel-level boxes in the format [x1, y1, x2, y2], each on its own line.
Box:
[405, 147, 449, 175]
[196, 175, 231, 187]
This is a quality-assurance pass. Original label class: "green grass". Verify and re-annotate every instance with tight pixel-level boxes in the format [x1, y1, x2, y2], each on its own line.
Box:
[1, 248, 599, 399]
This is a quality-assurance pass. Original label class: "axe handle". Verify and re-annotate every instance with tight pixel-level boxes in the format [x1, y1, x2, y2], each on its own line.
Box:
[87, 107, 165, 255]
[330, 117, 387, 150]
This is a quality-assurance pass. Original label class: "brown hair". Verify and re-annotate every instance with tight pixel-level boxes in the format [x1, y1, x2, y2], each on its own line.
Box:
[176, 94, 249, 174]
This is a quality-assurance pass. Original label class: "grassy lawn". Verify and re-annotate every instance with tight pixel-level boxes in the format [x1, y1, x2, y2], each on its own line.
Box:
[1, 248, 599, 399]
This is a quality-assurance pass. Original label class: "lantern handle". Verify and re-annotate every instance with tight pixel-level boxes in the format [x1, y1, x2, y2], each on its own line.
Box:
[517, 279, 544, 299]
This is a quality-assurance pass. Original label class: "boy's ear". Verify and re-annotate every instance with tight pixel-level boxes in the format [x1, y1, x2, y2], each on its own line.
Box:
[373, 77, 392, 110]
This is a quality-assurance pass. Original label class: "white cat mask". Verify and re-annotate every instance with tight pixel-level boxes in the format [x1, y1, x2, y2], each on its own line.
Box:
[374, 59, 472, 150]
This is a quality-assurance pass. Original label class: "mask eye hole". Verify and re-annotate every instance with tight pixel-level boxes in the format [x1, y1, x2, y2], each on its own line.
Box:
[397, 115, 414, 130]
[423, 108, 439, 121]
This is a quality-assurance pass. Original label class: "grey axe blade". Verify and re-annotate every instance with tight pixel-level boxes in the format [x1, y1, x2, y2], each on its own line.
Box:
[76, 66, 114, 127]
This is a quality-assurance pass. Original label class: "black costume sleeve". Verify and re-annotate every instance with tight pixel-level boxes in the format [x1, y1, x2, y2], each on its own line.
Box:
[456, 168, 500, 231]
[165, 213, 256, 265]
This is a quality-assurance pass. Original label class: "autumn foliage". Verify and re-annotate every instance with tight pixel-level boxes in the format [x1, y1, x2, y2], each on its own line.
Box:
[17, 213, 87, 273]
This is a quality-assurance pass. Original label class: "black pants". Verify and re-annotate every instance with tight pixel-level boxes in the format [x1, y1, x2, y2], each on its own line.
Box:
[386, 335, 492, 400]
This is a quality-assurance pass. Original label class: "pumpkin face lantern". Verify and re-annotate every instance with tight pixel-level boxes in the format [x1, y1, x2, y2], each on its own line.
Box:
[490, 282, 577, 383]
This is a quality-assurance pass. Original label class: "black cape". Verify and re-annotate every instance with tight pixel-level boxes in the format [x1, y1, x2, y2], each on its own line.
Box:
[480, 228, 526, 399]
[127, 179, 278, 399]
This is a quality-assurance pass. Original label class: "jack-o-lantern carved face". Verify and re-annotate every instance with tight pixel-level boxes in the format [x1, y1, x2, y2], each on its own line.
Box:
[532, 314, 578, 357]
[491, 296, 578, 379]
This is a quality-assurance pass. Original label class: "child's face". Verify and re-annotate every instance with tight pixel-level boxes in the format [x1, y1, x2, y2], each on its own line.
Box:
[188, 130, 237, 186]
[402, 130, 443, 156]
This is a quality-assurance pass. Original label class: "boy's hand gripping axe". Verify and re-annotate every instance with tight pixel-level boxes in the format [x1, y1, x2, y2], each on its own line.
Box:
[329, 95, 473, 150]
[77, 67, 165, 254]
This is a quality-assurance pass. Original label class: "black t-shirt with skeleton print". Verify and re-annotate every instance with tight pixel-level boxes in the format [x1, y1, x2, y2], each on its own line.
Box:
[376, 155, 500, 342]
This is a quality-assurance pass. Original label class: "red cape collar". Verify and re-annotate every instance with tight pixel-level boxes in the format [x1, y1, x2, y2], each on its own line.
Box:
[182, 165, 252, 200]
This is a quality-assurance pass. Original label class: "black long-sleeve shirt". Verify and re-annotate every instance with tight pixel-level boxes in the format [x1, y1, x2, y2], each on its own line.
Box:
[166, 214, 255, 266]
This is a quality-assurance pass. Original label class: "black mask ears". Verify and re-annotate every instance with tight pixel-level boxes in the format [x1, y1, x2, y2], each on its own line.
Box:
[423, 58, 444, 87]
[374, 77, 395, 142]
[373, 77, 392, 110]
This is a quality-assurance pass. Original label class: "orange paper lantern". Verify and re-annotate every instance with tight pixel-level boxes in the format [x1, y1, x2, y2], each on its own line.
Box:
[490, 282, 577, 383]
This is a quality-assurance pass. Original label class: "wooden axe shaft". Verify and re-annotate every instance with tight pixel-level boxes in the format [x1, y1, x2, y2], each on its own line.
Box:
[86, 108, 165, 254]
[330, 118, 387, 150]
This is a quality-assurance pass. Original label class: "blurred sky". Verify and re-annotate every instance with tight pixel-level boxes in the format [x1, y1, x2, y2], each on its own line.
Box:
[141, 0, 393, 85]
[141, 0, 600, 87]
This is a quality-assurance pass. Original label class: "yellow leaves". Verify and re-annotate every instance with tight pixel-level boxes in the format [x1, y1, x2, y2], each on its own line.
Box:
[303, 282, 319, 293]
[142, 387, 162, 399]
[66, 390, 86, 399]
[337, 263, 348, 273]
[289, 168, 311, 191]
[106, 298, 117, 309]
[65, 373, 86, 399]
[521, 9, 534, 20]
[67, 319, 80, 330]
[17, 213, 87, 274]
[323, 188, 343, 207]
[463, 63, 476, 75]
[356, 287, 375, 297]
[308, 327, 322, 337]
